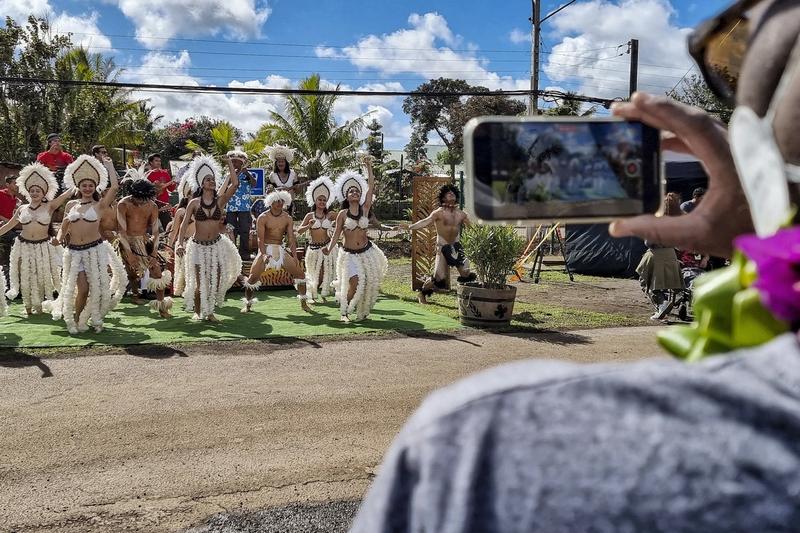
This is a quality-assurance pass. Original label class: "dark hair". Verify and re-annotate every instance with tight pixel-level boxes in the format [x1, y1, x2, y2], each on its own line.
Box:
[273, 159, 291, 175]
[692, 187, 706, 199]
[148, 153, 162, 163]
[5, 175, 17, 183]
[128, 179, 157, 201]
[438, 184, 460, 205]
[91, 145, 106, 157]
[46, 133, 60, 145]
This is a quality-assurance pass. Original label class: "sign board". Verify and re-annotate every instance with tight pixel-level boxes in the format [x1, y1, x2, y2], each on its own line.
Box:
[248, 168, 266, 196]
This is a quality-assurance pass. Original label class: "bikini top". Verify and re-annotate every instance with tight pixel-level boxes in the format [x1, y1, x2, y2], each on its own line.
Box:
[270, 170, 296, 188]
[18, 204, 51, 226]
[195, 200, 224, 222]
[65, 203, 99, 223]
[311, 214, 333, 230]
[343, 211, 369, 231]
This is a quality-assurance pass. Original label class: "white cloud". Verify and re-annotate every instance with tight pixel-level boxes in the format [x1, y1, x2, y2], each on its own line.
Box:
[315, 12, 528, 92]
[113, 0, 271, 48]
[121, 51, 287, 134]
[120, 52, 412, 147]
[509, 28, 531, 44]
[51, 12, 113, 49]
[1, 0, 51, 22]
[1, 0, 113, 51]
[543, 0, 692, 98]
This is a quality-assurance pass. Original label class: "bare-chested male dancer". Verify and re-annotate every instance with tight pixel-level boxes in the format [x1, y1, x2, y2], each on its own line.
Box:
[401, 184, 475, 304]
[240, 190, 310, 313]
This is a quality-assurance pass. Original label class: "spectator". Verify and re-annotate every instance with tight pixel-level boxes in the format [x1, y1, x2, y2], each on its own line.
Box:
[681, 186, 706, 213]
[0, 171, 22, 271]
[349, 1, 800, 531]
[636, 192, 684, 320]
[224, 148, 257, 261]
[145, 153, 176, 231]
[36, 133, 74, 173]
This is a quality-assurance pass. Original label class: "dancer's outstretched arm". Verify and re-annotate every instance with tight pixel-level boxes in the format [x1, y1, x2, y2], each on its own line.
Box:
[0, 209, 19, 237]
[49, 186, 77, 213]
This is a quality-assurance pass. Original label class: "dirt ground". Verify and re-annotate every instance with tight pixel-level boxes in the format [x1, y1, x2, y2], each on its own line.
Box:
[1, 327, 663, 533]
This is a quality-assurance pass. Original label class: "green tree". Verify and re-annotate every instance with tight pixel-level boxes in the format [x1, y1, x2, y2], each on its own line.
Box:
[143, 116, 238, 163]
[667, 73, 734, 124]
[403, 78, 525, 178]
[263, 74, 369, 179]
[543, 92, 597, 116]
[185, 121, 264, 164]
[404, 129, 428, 164]
[0, 16, 71, 161]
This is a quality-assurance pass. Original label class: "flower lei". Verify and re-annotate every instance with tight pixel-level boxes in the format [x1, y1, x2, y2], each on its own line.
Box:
[658, 226, 800, 361]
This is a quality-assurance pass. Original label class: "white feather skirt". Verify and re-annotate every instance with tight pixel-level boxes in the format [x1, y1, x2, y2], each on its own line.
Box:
[183, 236, 242, 318]
[43, 240, 128, 334]
[305, 245, 337, 300]
[6, 237, 62, 312]
[333, 242, 387, 320]
[0, 266, 8, 317]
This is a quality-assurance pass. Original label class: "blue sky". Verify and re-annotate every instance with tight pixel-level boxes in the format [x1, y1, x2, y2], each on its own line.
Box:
[4, 0, 731, 148]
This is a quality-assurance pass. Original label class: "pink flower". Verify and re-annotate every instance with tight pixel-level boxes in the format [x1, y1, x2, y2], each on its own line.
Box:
[735, 227, 800, 324]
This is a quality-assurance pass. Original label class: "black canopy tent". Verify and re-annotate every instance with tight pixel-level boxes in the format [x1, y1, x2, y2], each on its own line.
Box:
[564, 161, 707, 278]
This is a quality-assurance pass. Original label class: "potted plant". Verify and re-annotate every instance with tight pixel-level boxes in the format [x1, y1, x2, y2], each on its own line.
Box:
[458, 224, 526, 327]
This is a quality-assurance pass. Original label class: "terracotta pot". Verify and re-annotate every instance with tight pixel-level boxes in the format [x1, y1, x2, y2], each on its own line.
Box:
[457, 283, 517, 327]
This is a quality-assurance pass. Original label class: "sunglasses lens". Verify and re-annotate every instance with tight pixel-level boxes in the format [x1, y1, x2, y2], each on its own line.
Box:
[704, 16, 749, 101]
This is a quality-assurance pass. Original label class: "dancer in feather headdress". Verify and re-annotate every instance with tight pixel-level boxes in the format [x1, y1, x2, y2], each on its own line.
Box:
[0, 162, 74, 315]
[43, 154, 127, 333]
[175, 155, 242, 321]
[297, 175, 337, 303]
[324, 155, 387, 322]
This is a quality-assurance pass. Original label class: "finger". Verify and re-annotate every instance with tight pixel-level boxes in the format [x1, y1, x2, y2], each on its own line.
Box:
[609, 213, 713, 255]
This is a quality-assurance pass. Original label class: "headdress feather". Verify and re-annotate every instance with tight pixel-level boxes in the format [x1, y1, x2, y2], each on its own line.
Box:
[18, 162, 58, 201]
[332, 170, 368, 207]
[305, 176, 335, 208]
[186, 155, 224, 192]
[64, 155, 109, 192]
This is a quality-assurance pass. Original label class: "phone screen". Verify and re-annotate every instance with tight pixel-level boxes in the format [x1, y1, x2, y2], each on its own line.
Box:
[467, 119, 660, 221]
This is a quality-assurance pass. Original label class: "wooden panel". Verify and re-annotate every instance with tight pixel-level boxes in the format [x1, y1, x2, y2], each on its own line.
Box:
[411, 176, 452, 291]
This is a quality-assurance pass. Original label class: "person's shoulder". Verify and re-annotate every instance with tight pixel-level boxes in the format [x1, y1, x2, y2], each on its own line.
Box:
[62, 152, 74, 162]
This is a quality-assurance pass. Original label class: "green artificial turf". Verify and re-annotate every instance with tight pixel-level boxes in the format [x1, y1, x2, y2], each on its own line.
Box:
[0, 290, 461, 348]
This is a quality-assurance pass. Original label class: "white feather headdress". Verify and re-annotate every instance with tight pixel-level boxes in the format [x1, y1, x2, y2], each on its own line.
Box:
[264, 144, 295, 163]
[264, 189, 292, 208]
[226, 146, 249, 161]
[332, 170, 368, 207]
[18, 162, 58, 201]
[186, 155, 224, 192]
[177, 167, 194, 200]
[64, 154, 110, 192]
[122, 162, 152, 182]
[305, 176, 335, 208]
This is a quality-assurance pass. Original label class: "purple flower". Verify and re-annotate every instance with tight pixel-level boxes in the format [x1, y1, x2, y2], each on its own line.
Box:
[735, 227, 800, 323]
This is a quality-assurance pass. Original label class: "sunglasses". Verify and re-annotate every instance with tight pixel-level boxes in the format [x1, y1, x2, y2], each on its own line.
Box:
[688, 0, 765, 106]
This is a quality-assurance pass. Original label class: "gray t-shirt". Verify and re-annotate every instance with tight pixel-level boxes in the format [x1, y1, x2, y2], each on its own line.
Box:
[350, 334, 800, 533]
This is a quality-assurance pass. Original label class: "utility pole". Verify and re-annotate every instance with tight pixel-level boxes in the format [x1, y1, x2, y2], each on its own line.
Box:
[529, 0, 541, 115]
[628, 39, 639, 97]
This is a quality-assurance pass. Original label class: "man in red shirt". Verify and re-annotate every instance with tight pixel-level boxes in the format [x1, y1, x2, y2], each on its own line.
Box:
[146, 153, 176, 231]
[0, 168, 22, 271]
[36, 133, 74, 172]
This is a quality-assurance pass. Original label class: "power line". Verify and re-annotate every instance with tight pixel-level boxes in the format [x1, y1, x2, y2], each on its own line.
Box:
[0, 76, 619, 106]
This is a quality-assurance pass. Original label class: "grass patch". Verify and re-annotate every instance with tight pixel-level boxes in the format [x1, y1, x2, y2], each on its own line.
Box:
[380, 271, 642, 331]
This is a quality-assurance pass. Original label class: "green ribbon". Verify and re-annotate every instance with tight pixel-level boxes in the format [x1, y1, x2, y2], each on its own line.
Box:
[657, 252, 790, 362]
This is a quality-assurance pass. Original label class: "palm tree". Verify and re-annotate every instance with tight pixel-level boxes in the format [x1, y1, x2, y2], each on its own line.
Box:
[184, 121, 264, 163]
[262, 74, 370, 179]
[543, 92, 597, 116]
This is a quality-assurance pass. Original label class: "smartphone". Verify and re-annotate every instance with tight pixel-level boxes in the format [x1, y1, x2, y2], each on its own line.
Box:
[463, 116, 662, 223]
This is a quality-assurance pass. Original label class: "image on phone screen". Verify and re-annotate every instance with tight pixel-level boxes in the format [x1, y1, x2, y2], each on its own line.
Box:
[468, 119, 660, 221]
